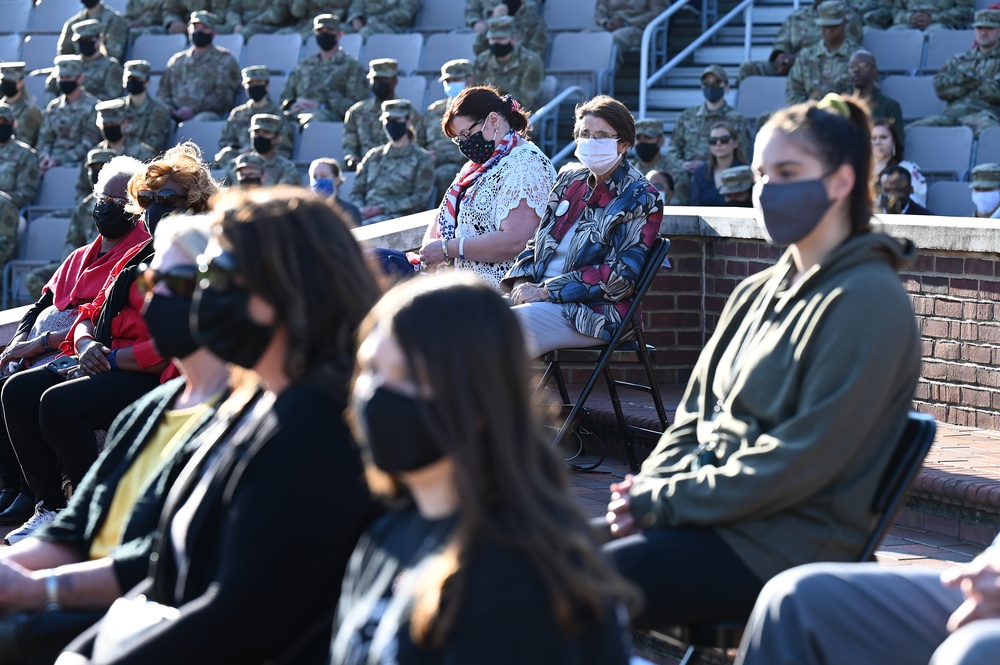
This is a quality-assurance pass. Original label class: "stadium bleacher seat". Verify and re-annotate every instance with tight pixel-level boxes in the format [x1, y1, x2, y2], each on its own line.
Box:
[146, 74, 161, 98]
[976, 127, 1000, 166]
[32, 166, 79, 208]
[20, 33, 60, 72]
[2, 214, 72, 308]
[1, 1, 32, 35]
[543, 0, 598, 31]
[364, 33, 424, 76]
[130, 34, 189, 73]
[214, 33, 244, 61]
[922, 29, 975, 72]
[395, 76, 427, 110]
[413, 0, 466, 33]
[23, 74, 46, 104]
[338, 170, 355, 200]
[547, 31, 615, 98]
[927, 180, 974, 217]
[880, 75, 946, 121]
[0, 34, 21, 62]
[245, 33, 303, 75]
[905, 126, 974, 182]
[175, 120, 226, 158]
[417, 32, 476, 78]
[736, 76, 788, 119]
[295, 121, 343, 166]
[862, 29, 924, 75]
[27, 0, 80, 32]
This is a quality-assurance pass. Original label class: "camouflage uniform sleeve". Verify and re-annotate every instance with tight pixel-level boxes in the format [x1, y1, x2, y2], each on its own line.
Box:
[378, 0, 420, 27]
[665, 109, 690, 164]
[860, 0, 892, 29]
[329, 60, 369, 120]
[935, 0, 974, 30]
[18, 106, 44, 148]
[278, 118, 295, 158]
[218, 110, 241, 149]
[785, 55, 808, 104]
[982, 67, 1000, 105]
[594, 0, 610, 24]
[625, 0, 670, 29]
[58, 13, 81, 56]
[465, 0, 486, 26]
[37, 108, 56, 157]
[158, 60, 178, 109]
[0, 196, 18, 268]
[342, 103, 362, 162]
[104, 11, 129, 61]
[281, 69, 299, 104]
[257, 0, 292, 25]
[519, 52, 543, 108]
[205, 52, 241, 115]
[350, 149, 373, 206]
[933, 54, 978, 101]
[346, 0, 364, 22]
[288, 0, 311, 20]
[12, 148, 40, 210]
[72, 108, 102, 163]
[277, 159, 301, 185]
[65, 202, 93, 257]
[77, 161, 93, 201]
[163, 0, 191, 27]
[772, 14, 794, 54]
[151, 100, 173, 151]
[102, 59, 125, 101]
[383, 148, 433, 214]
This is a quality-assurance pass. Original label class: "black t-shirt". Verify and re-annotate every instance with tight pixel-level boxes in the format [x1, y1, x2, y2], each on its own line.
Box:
[332, 506, 630, 665]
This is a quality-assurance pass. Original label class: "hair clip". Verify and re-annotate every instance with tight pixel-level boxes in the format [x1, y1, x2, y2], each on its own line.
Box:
[817, 93, 850, 119]
[504, 94, 521, 113]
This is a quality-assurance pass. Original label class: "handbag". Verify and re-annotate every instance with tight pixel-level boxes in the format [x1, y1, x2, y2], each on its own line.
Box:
[91, 595, 179, 661]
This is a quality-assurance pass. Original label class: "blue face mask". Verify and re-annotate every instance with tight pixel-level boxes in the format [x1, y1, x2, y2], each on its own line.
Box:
[443, 81, 465, 98]
[311, 178, 335, 197]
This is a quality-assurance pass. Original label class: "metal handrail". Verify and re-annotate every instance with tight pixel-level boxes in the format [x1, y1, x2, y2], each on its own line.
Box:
[638, 0, 756, 117]
[532, 85, 586, 157]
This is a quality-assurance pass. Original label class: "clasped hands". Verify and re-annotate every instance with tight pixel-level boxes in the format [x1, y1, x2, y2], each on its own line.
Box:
[509, 281, 550, 305]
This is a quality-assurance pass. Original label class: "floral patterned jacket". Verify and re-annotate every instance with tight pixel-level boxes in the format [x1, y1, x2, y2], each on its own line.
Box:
[501, 159, 663, 340]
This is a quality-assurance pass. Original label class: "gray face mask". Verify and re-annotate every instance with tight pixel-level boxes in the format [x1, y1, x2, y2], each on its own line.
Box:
[753, 177, 833, 245]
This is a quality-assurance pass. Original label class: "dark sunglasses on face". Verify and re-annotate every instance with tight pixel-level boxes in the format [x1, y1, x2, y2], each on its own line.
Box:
[708, 136, 733, 146]
[196, 249, 239, 293]
[136, 189, 181, 209]
[97, 195, 128, 207]
[136, 262, 200, 298]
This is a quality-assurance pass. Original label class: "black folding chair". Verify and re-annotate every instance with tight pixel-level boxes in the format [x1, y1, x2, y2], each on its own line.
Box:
[534, 236, 671, 472]
[650, 411, 938, 665]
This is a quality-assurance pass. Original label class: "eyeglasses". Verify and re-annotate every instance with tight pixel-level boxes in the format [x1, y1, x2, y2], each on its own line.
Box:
[96, 195, 128, 207]
[450, 118, 486, 145]
[197, 248, 240, 293]
[136, 189, 182, 209]
[573, 131, 620, 141]
[136, 262, 200, 298]
[708, 136, 733, 145]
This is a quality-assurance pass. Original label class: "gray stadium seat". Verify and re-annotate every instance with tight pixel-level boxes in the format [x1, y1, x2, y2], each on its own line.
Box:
[338, 170, 355, 200]
[245, 33, 303, 74]
[302, 32, 362, 60]
[175, 120, 226, 157]
[0, 1, 32, 34]
[27, 0, 80, 32]
[736, 76, 788, 118]
[364, 33, 424, 76]
[102, 0, 126, 12]
[394, 76, 427, 110]
[20, 33, 60, 72]
[547, 31, 615, 98]
[544, 0, 598, 31]
[905, 126, 974, 181]
[295, 121, 343, 165]
[927, 180, 973, 217]
[976, 127, 1000, 166]
[414, 0, 466, 33]
[417, 32, 476, 76]
[2, 215, 72, 308]
[880, 75, 946, 121]
[214, 33, 244, 61]
[32, 167, 78, 207]
[22, 73, 46, 104]
[922, 29, 975, 72]
[146, 74, 160, 98]
[130, 34, 188, 73]
[862, 29, 924, 75]
[0, 34, 20, 61]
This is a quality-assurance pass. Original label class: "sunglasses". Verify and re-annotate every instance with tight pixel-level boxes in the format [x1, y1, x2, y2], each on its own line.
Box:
[97, 195, 128, 207]
[136, 189, 182, 209]
[708, 136, 733, 146]
[197, 248, 239, 293]
[136, 262, 200, 298]
[451, 118, 486, 145]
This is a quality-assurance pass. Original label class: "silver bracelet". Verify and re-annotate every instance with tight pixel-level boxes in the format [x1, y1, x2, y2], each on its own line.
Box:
[458, 237, 466, 260]
[440, 238, 450, 260]
[45, 572, 60, 612]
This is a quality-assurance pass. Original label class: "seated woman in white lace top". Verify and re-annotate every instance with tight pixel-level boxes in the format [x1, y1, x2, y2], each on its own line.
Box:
[418, 86, 556, 289]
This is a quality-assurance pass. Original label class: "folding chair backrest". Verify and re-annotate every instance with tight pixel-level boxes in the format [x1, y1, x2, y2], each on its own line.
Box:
[413, 0, 466, 32]
[927, 180, 974, 217]
[295, 121, 343, 165]
[904, 126, 973, 180]
[880, 75, 946, 121]
[975, 126, 1000, 166]
[857, 412, 936, 561]
[245, 33, 303, 74]
[214, 33, 244, 62]
[547, 31, 614, 97]
[394, 76, 427, 111]
[0, 1, 31, 34]
[33, 166, 78, 207]
[0, 34, 20, 61]
[418, 32, 476, 75]
[20, 214, 70, 260]
[130, 34, 189, 73]
[737, 76, 788, 118]
[174, 120, 226, 158]
[923, 29, 975, 72]
[364, 33, 424, 76]
[27, 0, 79, 32]
[617, 236, 671, 337]
[20, 34, 60, 72]
[543, 0, 598, 31]
[862, 29, 924, 74]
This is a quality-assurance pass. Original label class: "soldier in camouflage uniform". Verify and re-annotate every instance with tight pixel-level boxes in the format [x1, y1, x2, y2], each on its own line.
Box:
[229, 152, 268, 187]
[76, 98, 156, 198]
[58, 0, 128, 62]
[225, 0, 298, 36]
[666, 65, 752, 205]
[0, 63, 43, 149]
[125, 0, 167, 36]
[466, 0, 547, 56]
[0, 192, 19, 272]
[632, 118, 673, 176]
[739, 0, 863, 82]
[718, 164, 754, 207]
[352, 99, 434, 225]
[158, 12, 242, 121]
[889, 0, 973, 31]
[786, 1, 860, 105]
[473, 16, 544, 110]
[0, 105, 41, 211]
[46, 20, 124, 103]
[344, 59, 423, 170]
[223, 114, 300, 185]
[418, 59, 474, 196]
[280, 0, 352, 36]
[217, 66, 295, 166]
[282, 14, 369, 126]
[346, 0, 420, 41]
[37, 56, 101, 174]
[118, 60, 173, 153]
[909, 9, 1000, 138]
[163, 0, 230, 34]
[591, 0, 670, 53]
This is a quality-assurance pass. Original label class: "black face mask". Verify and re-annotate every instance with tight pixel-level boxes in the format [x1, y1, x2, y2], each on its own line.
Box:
[353, 382, 443, 473]
[384, 120, 407, 142]
[0, 125, 12, 144]
[193, 285, 274, 369]
[144, 202, 179, 235]
[125, 77, 145, 95]
[77, 39, 98, 57]
[0, 80, 19, 98]
[252, 135, 273, 154]
[190, 31, 213, 48]
[489, 42, 514, 58]
[370, 80, 392, 100]
[101, 124, 123, 143]
[506, 0, 522, 13]
[247, 84, 267, 102]
[635, 142, 660, 163]
[81, 0, 100, 8]
[143, 292, 200, 359]
[238, 177, 262, 187]
[315, 32, 338, 52]
[59, 80, 79, 96]
[92, 198, 136, 239]
[458, 129, 495, 164]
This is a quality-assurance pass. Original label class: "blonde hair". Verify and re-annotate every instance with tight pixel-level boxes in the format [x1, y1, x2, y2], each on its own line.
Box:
[126, 142, 220, 214]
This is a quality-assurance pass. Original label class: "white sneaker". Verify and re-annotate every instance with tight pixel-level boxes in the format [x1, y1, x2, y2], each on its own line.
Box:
[4, 502, 58, 545]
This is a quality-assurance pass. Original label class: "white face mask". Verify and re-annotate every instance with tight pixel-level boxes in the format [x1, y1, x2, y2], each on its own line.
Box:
[972, 190, 1000, 215]
[574, 138, 621, 176]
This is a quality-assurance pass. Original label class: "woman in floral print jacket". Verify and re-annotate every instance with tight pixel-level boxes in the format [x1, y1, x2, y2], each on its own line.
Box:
[501, 95, 664, 357]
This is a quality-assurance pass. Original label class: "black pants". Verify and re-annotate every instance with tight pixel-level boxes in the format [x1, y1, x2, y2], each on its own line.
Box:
[1, 365, 161, 509]
[0, 609, 106, 665]
[603, 526, 765, 629]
